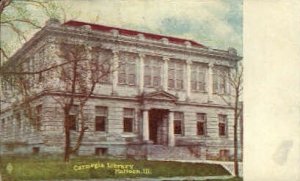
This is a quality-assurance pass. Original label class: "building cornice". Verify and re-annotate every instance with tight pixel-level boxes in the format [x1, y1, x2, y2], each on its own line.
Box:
[8, 21, 242, 64]
[54, 24, 242, 61]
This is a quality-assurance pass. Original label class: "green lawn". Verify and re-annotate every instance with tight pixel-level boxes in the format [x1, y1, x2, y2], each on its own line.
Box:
[205, 177, 243, 181]
[0, 156, 232, 181]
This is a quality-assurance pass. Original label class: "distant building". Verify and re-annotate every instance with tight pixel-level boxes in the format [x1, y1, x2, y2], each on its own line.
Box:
[0, 19, 242, 160]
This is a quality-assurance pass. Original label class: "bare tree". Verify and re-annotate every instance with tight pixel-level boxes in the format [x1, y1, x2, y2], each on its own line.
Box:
[1, 40, 115, 162]
[0, 0, 109, 162]
[217, 61, 243, 177]
[0, 0, 79, 64]
[53, 43, 114, 161]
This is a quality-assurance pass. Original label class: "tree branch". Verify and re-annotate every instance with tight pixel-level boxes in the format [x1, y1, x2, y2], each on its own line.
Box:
[0, 0, 12, 14]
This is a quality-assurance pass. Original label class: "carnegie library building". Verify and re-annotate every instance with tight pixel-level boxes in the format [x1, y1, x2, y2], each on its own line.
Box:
[0, 19, 242, 160]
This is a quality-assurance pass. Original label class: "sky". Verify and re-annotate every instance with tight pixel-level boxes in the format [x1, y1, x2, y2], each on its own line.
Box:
[1, 0, 242, 57]
[63, 0, 243, 54]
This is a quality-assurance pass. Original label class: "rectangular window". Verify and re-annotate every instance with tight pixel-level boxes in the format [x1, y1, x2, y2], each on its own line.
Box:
[118, 53, 137, 85]
[91, 48, 113, 83]
[128, 64, 136, 85]
[35, 105, 42, 131]
[197, 113, 207, 136]
[69, 105, 79, 131]
[218, 114, 227, 136]
[213, 66, 229, 94]
[219, 149, 230, 160]
[191, 69, 197, 90]
[168, 61, 184, 90]
[32, 147, 40, 154]
[191, 64, 207, 92]
[144, 61, 151, 87]
[95, 106, 107, 132]
[123, 108, 135, 132]
[1, 119, 5, 133]
[118, 62, 127, 84]
[15, 113, 21, 130]
[176, 64, 184, 89]
[95, 147, 108, 156]
[174, 112, 184, 135]
[69, 115, 77, 131]
[153, 67, 161, 87]
[144, 57, 163, 88]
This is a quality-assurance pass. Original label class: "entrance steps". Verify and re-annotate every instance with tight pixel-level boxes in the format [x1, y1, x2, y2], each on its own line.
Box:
[147, 145, 205, 160]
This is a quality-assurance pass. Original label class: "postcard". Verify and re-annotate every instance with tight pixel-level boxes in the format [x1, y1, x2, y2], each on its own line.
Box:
[0, 0, 299, 181]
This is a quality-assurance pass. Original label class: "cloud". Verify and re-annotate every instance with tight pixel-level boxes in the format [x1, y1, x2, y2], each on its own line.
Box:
[62, 0, 243, 54]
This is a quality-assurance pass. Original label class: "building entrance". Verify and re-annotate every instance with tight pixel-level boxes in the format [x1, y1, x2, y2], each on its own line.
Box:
[149, 109, 168, 145]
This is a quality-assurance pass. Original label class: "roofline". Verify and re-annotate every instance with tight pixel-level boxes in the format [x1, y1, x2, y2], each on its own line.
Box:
[63, 20, 206, 48]
[6, 19, 242, 64]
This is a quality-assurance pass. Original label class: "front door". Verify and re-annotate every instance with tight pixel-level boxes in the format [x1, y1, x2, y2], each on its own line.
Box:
[149, 109, 168, 145]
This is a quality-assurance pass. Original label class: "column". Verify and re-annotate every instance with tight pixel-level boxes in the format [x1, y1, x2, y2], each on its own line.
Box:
[112, 50, 119, 95]
[208, 62, 214, 102]
[142, 109, 149, 142]
[163, 57, 169, 91]
[168, 111, 175, 146]
[139, 53, 145, 93]
[186, 60, 192, 100]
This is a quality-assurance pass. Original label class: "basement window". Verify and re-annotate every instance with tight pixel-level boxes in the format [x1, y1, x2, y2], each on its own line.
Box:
[32, 147, 40, 154]
[95, 147, 108, 156]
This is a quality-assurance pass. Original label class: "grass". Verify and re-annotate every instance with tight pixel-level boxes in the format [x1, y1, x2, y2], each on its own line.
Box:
[205, 177, 243, 181]
[0, 155, 232, 181]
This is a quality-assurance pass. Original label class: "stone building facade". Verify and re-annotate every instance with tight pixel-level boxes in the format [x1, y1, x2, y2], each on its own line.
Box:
[0, 19, 242, 160]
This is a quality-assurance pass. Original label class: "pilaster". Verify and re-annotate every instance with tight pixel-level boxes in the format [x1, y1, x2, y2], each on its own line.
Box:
[208, 62, 214, 102]
[142, 109, 149, 142]
[112, 50, 119, 95]
[163, 57, 169, 91]
[139, 53, 145, 93]
[186, 59, 192, 100]
[168, 111, 175, 146]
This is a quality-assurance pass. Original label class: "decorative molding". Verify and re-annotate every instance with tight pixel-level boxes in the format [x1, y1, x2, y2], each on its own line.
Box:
[163, 57, 169, 61]
[112, 49, 119, 55]
[111, 29, 119, 37]
[186, 59, 192, 65]
[184, 41, 191, 48]
[161, 38, 169, 45]
[138, 53, 145, 59]
[137, 33, 145, 40]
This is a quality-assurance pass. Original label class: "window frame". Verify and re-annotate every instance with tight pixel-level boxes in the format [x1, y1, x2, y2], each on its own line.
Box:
[218, 114, 227, 137]
[197, 113, 207, 136]
[168, 61, 185, 90]
[143, 57, 163, 88]
[95, 106, 108, 132]
[123, 108, 135, 133]
[191, 64, 207, 92]
[174, 112, 184, 135]
[91, 47, 113, 84]
[1, 118, 5, 133]
[68, 105, 79, 131]
[35, 105, 42, 131]
[213, 66, 229, 95]
[95, 147, 108, 156]
[118, 53, 137, 86]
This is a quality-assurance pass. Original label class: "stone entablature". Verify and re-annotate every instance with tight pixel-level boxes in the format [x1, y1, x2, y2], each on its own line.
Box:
[9, 19, 240, 66]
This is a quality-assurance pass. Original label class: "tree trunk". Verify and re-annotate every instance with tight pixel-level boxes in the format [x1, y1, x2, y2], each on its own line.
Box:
[64, 111, 70, 162]
[233, 90, 239, 177]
